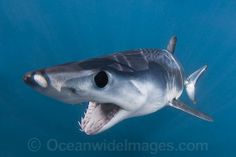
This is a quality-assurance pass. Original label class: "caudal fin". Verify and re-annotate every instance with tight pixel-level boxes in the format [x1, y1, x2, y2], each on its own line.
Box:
[185, 65, 207, 103]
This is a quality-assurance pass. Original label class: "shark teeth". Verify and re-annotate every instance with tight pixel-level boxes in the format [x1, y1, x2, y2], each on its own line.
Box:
[79, 102, 120, 135]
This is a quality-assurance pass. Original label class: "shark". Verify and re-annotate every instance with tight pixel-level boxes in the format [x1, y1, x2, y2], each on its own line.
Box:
[24, 36, 213, 135]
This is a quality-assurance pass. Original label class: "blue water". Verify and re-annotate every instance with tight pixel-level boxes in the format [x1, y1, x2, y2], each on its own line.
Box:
[0, 0, 236, 156]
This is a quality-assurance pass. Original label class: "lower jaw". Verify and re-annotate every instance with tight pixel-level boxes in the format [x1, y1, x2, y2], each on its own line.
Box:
[80, 102, 121, 135]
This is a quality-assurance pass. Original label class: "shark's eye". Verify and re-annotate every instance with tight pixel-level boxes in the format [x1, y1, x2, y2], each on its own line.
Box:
[94, 71, 108, 88]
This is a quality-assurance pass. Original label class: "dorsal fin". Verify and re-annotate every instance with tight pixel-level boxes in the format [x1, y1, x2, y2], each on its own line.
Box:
[166, 36, 177, 54]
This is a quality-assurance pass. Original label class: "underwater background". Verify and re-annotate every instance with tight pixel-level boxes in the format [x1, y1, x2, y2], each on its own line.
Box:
[0, 0, 236, 156]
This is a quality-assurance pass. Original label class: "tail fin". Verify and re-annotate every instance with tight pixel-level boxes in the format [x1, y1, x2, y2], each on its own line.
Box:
[185, 65, 207, 103]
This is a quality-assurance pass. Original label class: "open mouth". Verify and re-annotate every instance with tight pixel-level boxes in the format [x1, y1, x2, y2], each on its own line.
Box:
[79, 102, 122, 135]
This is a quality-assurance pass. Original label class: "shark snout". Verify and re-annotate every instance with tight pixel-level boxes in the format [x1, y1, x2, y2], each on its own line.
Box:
[24, 71, 48, 89]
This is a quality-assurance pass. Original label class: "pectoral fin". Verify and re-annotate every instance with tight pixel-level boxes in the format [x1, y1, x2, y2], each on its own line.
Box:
[185, 65, 207, 103]
[169, 99, 213, 122]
